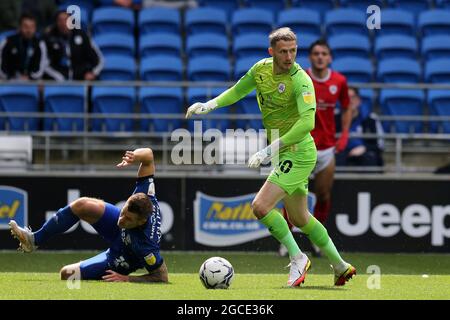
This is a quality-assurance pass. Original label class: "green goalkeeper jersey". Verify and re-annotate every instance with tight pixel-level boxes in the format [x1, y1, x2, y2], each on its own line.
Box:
[215, 57, 316, 152]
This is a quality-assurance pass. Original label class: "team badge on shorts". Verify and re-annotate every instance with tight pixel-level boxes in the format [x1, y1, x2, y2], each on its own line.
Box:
[278, 83, 286, 93]
[144, 253, 156, 266]
[329, 85, 338, 95]
[302, 92, 314, 104]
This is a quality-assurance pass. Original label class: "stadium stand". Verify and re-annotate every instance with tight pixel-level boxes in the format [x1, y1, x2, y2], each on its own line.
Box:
[233, 34, 268, 60]
[377, 58, 422, 83]
[92, 7, 135, 36]
[324, 8, 367, 36]
[277, 8, 322, 38]
[138, 7, 180, 35]
[0, 85, 39, 131]
[185, 7, 228, 35]
[187, 56, 230, 82]
[232, 8, 274, 35]
[140, 56, 183, 81]
[186, 33, 229, 59]
[139, 33, 182, 59]
[94, 33, 135, 58]
[332, 57, 373, 83]
[100, 55, 136, 81]
[374, 35, 418, 60]
[329, 34, 371, 59]
[291, 0, 335, 13]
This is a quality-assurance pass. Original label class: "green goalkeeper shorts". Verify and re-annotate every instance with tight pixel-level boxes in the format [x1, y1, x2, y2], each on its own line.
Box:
[267, 140, 317, 195]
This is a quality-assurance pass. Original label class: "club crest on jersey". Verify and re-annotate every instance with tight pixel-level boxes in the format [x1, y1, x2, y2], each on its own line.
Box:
[278, 83, 286, 93]
[329, 85, 338, 95]
[302, 92, 314, 104]
[144, 253, 157, 266]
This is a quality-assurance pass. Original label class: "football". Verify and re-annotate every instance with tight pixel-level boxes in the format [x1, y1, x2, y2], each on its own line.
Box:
[199, 257, 234, 289]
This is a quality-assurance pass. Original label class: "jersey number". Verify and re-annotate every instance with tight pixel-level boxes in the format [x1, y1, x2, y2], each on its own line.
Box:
[278, 160, 293, 174]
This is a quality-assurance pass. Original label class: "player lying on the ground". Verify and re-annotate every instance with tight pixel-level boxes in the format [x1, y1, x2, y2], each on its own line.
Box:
[9, 148, 168, 283]
[186, 27, 355, 287]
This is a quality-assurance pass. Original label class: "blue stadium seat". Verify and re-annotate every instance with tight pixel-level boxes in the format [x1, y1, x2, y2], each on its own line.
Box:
[187, 87, 230, 132]
[91, 87, 135, 132]
[233, 34, 268, 60]
[325, 9, 367, 36]
[359, 89, 375, 120]
[374, 35, 418, 60]
[328, 34, 371, 59]
[297, 33, 318, 58]
[197, 0, 240, 18]
[277, 9, 322, 38]
[236, 90, 263, 130]
[0, 86, 39, 131]
[94, 33, 135, 58]
[139, 87, 183, 132]
[291, 0, 335, 13]
[377, 58, 421, 83]
[387, 0, 432, 15]
[425, 59, 450, 83]
[43, 86, 84, 132]
[188, 56, 230, 81]
[435, 0, 450, 9]
[380, 89, 425, 133]
[138, 7, 180, 35]
[140, 56, 183, 81]
[373, 9, 415, 37]
[139, 33, 182, 59]
[244, 0, 286, 12]
[418, 10, 450, 36]
[428, 90, 450, 133]
[186, 33, 228, 59]
[340, 0, 384, 10]
[296, 56, 311, 69]
[332, 57, 373, 83]
[232, 8, 274, 36]
[0, 30, 15, 43]
[92, 7, 134, 36]
[422, 35, 450, 60]
[234, 57, 266, 80]
[185, 7, 227, 35]
[100, 56, 136, 81]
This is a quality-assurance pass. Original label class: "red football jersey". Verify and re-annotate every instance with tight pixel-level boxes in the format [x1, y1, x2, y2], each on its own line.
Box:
[306, 68, 350, 150]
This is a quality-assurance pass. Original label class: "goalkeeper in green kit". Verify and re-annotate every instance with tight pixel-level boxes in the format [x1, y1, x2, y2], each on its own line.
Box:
[185, 28, 356, 287]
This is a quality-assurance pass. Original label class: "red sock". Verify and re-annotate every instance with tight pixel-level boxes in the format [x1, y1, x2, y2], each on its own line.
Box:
[281, 207, 294, 230]
[313, 200, 331, 224]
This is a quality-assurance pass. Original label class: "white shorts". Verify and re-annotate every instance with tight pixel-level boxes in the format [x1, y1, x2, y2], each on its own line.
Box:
[311, 146, 335, 177]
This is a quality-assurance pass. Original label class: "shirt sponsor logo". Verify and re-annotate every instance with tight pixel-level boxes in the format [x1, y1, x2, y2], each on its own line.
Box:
[302, 92, 314, 104]
[0, 186, 28, 230]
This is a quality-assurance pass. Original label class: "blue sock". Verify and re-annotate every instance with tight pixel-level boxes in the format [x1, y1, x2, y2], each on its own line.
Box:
[34, 205, 79, 246]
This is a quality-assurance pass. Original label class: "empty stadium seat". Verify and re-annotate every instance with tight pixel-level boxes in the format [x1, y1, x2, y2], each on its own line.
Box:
[435, 0, 450, 9]
[373, 9, 415, 37]
[377, 58, 421, 83]
[139, 33, 182, 59]
[418, 10, 450, 36]
[100, 56, 136, 81]
[232, 8, 274, 35]
[233, 34, 268, 60]
[340, 0, 384, 10]
[374, 35, 418, 60]
[296, 56, 311, 70]
[422, 35, 450, 60]
[0, 86, 39, 131]
[92, 7, 134, 36]
[244, 0, 286, 12]
[197, 0, 240, 18]
[387, 0, 432, 15]
[186, 33, 228, 59]
[94, 33, 135, 58]
[297, 33, 318, 58]
[187, 87, 230, 132]
[332, 57, 373, 83]
[139, 87, 183, 132]
[236, 90, 263, 130]
[425, 59, 450, 83]
[234, 57, 266, 80]
[138, 7, 180, 35]
[185, 7, 227, 35]
[0, 30, 15, 43]
[380, 89, 425, 133]
[325, 9, 367, 36]
[291, 0, 335, 13]
[277, 9, 322, 38]
[428, 90, 450, 133]
[329, 34, 371, 59]
[43, 86, 84, 132]
[140, 56, 183, 81]
[91, 87, 135, 132]
[188, 56, 230, 81]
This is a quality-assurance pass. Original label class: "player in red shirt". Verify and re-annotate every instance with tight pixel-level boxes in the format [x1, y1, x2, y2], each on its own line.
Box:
[281, 39, 352, 257]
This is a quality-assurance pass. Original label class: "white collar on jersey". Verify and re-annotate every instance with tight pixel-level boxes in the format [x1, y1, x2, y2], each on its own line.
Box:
[308, 68, 332, 83]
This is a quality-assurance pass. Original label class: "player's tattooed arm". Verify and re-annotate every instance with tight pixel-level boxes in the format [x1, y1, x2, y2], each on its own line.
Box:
[129, 262, 169, 283]
[116, 148, 155, 177]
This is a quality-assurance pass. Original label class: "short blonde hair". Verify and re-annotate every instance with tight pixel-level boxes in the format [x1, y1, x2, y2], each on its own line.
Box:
[269, 27, 297, 47]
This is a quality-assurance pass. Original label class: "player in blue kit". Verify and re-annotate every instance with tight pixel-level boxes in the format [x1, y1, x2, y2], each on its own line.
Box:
[9, 148, 168, 283]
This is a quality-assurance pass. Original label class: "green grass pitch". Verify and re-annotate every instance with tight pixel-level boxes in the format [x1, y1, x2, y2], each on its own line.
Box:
[0, 251, 449, 300]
